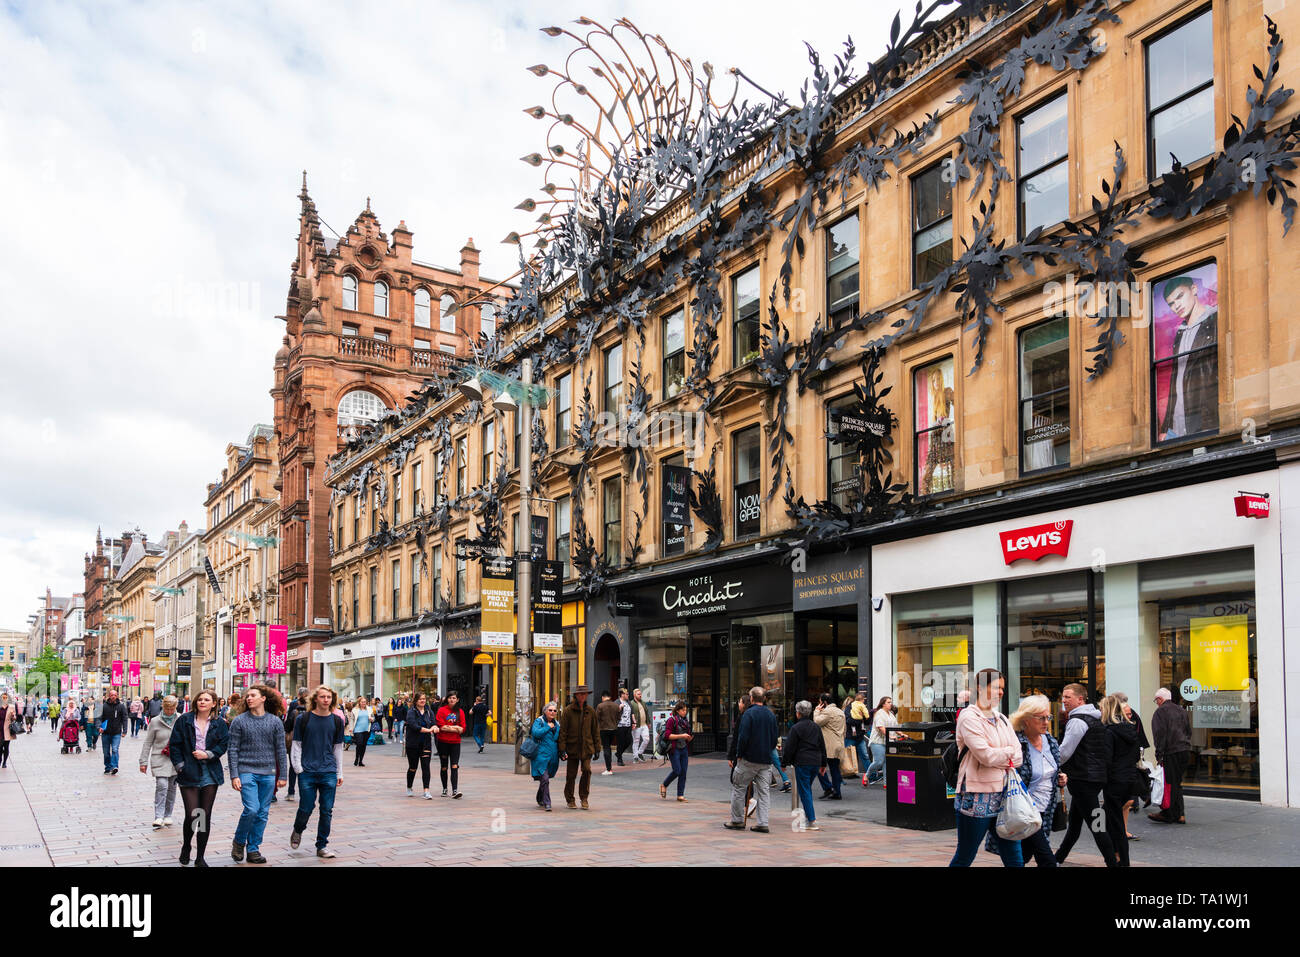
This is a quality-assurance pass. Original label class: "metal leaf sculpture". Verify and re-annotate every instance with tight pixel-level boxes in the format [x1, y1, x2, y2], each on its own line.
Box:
[756, 288, 795, 500]
[688, 451, 725, 553]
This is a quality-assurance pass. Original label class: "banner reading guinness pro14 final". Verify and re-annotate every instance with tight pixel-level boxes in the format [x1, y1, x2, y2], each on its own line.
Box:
[480, 556, 516, 651]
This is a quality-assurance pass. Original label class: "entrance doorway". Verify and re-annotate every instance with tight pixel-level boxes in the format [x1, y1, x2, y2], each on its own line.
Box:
[688, 631, 728, 753]
[593, 633, 621, 699]
[798, 615, 859, 704]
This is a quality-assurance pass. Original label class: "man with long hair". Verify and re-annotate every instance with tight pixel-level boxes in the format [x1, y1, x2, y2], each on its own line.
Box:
[290, 685, 344, 859]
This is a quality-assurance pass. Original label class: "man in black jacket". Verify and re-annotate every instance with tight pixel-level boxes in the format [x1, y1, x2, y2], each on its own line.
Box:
[100, 690, 129, 775]
[782, 700, 827, 831]
[145, 692, 163, 721]
[726, 687, 779, 833]
[1054, 683, 1117, 866]
[1150, 688, 1192, 824]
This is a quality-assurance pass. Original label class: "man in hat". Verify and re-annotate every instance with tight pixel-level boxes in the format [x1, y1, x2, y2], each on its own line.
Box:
[559, 686, 600, 809]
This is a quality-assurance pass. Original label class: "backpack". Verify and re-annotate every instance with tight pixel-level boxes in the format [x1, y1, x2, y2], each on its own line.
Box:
[656, 715, 679, 757]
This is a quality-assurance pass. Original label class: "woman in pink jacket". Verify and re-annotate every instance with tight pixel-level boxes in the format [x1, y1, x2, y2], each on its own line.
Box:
[950, 668, 1024, 867]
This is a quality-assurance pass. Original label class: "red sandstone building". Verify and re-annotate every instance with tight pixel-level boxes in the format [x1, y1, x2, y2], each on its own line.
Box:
[271, 177, 500, 688]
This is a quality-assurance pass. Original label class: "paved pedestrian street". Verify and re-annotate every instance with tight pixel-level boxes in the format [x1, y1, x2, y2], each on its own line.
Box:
[5, 732, 1299, 867]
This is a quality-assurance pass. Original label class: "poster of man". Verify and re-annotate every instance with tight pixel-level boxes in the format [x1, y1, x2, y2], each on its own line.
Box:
[1153, 262, 1219, 443]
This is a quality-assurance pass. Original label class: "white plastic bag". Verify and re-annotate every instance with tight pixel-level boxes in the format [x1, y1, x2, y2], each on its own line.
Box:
[996, 770, 1043, 841]
[1148, 762, 1165, 808]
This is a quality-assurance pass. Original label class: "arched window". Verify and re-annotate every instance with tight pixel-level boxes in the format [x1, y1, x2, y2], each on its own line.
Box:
[342, 274, 358, 311]
[374, 280, 389, 318]
[440, 294, 457, 333]
[337, 389, 386, 427]
[414, 288, 431, 328]
[481, 301, 496, 340]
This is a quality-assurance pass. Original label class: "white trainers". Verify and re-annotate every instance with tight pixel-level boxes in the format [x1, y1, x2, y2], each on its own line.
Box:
[317, 848, 337, 859]
[601, 770, 614, 776]
[407, 788, 414, 797]
[423, 790, 433, 800]
[162, 817, 174, 826]
[152, 818, 163, 829]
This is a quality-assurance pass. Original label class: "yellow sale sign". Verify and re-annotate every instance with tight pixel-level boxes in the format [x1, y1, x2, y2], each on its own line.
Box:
[933, 636, 968, 667]
[1189, 614, 1250, 691]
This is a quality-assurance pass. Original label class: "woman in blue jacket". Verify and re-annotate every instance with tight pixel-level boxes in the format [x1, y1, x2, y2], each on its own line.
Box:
[167, 689, 229, 867]
[529, 701, 561, 811]
[405, 691, 437, 799]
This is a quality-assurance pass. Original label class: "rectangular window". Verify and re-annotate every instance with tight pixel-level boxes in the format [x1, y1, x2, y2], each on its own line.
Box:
[1019, 317, 1071, 473]
[1147, 9, 1215, 179]
[373, 329, 390, 342]
[513, 408, 524, 467]
[336, 505, 343, 547]
[826, 214, 860, 327]
[914, 357, 955, 496]
[555, 372, 571, 449]
[482, 419, 496, 484]
[603, 478, 622, 566]
[335, 581, 343, 631]
[410, 553, 420, 616]
[455, 555, 467, 606]
[604, 343, 623, 414]
[826, 394, 861, 509]
[663, 452, 687, 557]
[240, 478, 251, 504]
[353, 492, 361, 541]
[913, 163, 953, 285]
[225, 492, 234, 515]
[1152, 262, 1219, 443]
[663, 309, 686, 399]
[369, 567, 378, 624]
[351, 573, 360, 629]
[1017, 93, 1069, 236]
[392, 559, 401, 619]
[431, 548, 443, 609]
[412, 461, 422, 515]
[342, 323, 359, 337]
[393, 472, 402, 525]
[414, 338, 431, 352]
[556, 496, 572, 579]
[435, 449, 448, 506]
[732, 266, 762, 366]
[733, 426, 761, 539]
[456, 435, 468, 496]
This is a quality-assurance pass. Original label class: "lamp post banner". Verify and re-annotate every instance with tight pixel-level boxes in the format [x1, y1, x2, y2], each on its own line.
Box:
[236, 623, 257, 673]
[111, 660, 123, 687]
[481, 556, 516, 651]
[268, 625, 288, 674]
[128, 661, 140, 687]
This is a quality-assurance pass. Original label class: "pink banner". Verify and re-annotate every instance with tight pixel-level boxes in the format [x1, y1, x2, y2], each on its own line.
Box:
[111, 660, 123, 686]
[236, 623, 257, 673]
[70, 674, 80, 690]
[60, 674, 69, 691]
[267, 625, 288, 674]
[128, 661, 140, 686]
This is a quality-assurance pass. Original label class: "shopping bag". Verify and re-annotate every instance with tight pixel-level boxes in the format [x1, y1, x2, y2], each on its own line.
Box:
[1149, 763, 1165, 808]
[995, 770, 1042, 841]
[840, 745, 858, 776]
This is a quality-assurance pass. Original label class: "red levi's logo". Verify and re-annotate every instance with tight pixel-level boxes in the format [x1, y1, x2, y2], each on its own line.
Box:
[999, 520, 1073, 565]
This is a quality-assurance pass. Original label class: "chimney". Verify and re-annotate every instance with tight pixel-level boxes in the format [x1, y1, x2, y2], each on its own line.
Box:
[179, 520, 189, 538]
[459, 237, 480, 286]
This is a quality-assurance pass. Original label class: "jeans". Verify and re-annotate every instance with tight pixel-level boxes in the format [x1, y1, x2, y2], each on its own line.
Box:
[951, 812, 1023, 866]
[663, 747, 688, 796]
[866, 742, 886, 784]
[293, 770, 337, 850]
[101, 733, 122, 771]
[729, 758, 772, 827]
[1056, 779, 1117, 867]
[854, 738, 871, 775]
[472, 723, 487, 750]
[396, 720, 405, 744]
[794, 766, 818, 824]
[771, 749, 789, 784]
[85, 724, 99, 750]
[153, 776, 178, 819]
[632, 726, 650, 760]
[817, 757, 842, 797]
[233, 772, 276, 853]
[1020, 826, 1058, 867]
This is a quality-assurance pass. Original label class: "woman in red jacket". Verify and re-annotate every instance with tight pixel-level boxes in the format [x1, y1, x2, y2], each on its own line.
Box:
[434, 691, 466, 798]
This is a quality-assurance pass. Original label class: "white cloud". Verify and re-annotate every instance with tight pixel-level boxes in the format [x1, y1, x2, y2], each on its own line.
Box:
[0, 0, 909, 626]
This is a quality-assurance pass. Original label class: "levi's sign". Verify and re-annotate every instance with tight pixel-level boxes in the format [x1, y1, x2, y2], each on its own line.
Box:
[999, 520, 1073, 565]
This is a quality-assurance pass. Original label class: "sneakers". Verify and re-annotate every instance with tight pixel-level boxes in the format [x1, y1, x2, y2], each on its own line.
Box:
[441, 788, 448, 797]
[423, 791, 433, 800]
[601, 770, 614, 776]
[677, 796, 688, 802]
[111, 768, 119, 775]
[779, 781, 792, 792]
[452, 791, 463, 799]
[246, 851, 267, 864]
[162, 817, 173, 826]
[804, 823, 822, 831]
[317, 848, 336, 859]
[407, 788, 414, 797]
[290, 831, 302, 850]
[231, 841, 245, 862]
[152, 818, 164, 829]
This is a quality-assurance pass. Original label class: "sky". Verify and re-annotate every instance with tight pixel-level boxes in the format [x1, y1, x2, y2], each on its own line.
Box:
[0, 0, 913, 630]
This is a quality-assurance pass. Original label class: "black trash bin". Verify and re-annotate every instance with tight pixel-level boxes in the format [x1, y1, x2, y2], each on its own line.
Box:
[884, 721, 955, 831]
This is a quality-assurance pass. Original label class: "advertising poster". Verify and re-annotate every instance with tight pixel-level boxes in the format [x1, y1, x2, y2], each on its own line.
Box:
[480, 556, 516, 651]
[236, 623, 258, 673]
[533, 560, 562, 651]
[70, 674, 80, 691]
[932, 635, 969, 667]
[111, 659, 123, 687]
[1189, 613, 1251, 729]
[761, 643, 784, 692]
[177, 649, 192, 684]
[155, 649, 170, 678]
[1152, 262, 1219, 443]
[268, 625, 289, 674]
[128, 661, 141, 687]
[60, 674, 69, 692]
[672, 662, 687, 695]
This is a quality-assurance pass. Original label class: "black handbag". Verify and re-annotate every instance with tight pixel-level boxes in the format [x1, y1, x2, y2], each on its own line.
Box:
[9, 717, 23, 737]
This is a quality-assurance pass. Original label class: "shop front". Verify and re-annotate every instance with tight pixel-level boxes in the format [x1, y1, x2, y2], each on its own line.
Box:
[321, 636, 377, 702]
[872, 471, 1283, 804]
[376, 626, 440, 702]
[622, 559, 800, 753]
[485, 600, 586, 745]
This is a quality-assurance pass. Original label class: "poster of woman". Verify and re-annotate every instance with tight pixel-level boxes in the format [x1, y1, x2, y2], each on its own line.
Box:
[1152, 262, 1219, 443]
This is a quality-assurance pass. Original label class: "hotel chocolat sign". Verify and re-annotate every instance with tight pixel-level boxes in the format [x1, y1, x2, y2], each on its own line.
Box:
[793, 552, 868, 611]
[662, 575, 746, 619]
